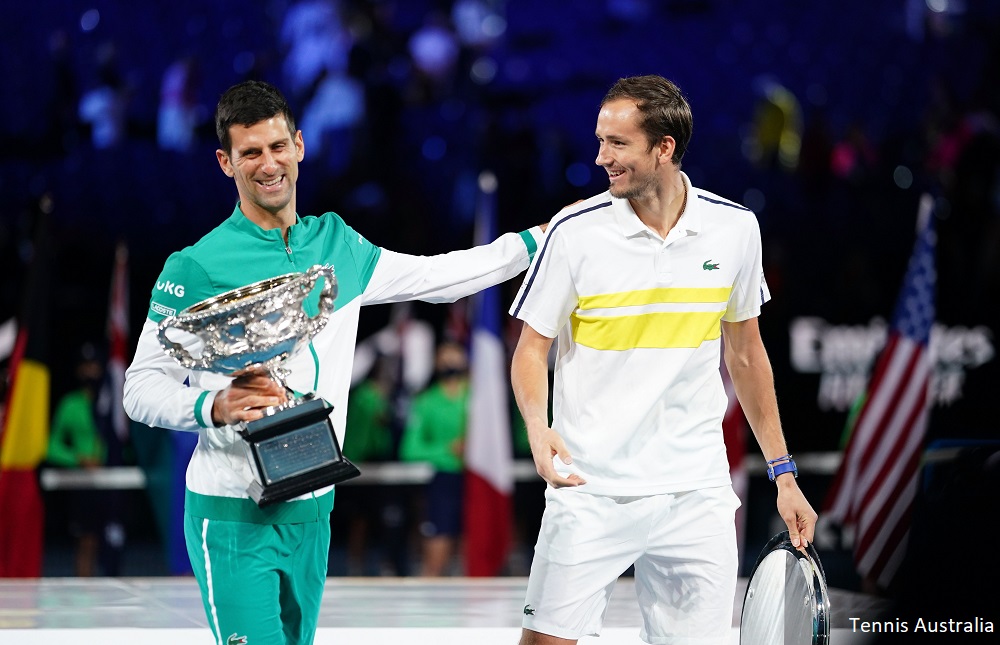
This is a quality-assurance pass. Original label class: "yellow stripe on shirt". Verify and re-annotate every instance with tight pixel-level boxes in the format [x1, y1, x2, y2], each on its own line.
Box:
[578, 287, 732, 310]
[570, 310, 725, 350]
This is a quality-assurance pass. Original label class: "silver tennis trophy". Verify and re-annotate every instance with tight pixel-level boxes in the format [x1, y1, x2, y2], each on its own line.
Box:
[740, 531, 830, 644]
[157, 264, 360, 507]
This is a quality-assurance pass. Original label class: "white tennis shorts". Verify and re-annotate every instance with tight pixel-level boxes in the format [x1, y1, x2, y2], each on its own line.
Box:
[522, 485, 740, 645]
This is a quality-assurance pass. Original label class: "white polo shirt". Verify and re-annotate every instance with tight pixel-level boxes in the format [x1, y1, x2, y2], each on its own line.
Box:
[510, 173, 770, 495]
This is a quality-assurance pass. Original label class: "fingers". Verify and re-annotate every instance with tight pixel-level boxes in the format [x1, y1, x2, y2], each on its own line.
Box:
[550, 434, 574, 466]
[215, 395, 285, 425]
[786, 509, 818, 549]
[227, 388, 286, 411]
[212, 376, 290, 425]
[232, 373, 288, 395]
[798, 510, 817, 547]
[787, 524, 803, 549]
[534, 456, 585, 488]
[551, 473, 586, 488]
[239, 394, 286, 415]
[785, 513, 808, 548]
[230, 405, 274, 423]
[231, 375, 289, 403]
[776, 486, 818, 549]
[529, 427, 586, 488]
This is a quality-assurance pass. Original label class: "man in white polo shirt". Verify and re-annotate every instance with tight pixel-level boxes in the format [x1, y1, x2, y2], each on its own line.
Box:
[510, 75, 817, 645]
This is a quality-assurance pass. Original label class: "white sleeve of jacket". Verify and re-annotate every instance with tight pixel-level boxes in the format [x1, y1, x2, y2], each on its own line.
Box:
[361, 228, 543, 305]
[123, 318, 220, 432]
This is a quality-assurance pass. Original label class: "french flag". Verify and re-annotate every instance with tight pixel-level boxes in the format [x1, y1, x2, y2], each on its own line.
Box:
[462, 171, 514, 576]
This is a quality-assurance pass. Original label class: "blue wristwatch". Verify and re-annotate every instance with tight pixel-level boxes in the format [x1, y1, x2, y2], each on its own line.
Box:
[767, 457, 798, 482]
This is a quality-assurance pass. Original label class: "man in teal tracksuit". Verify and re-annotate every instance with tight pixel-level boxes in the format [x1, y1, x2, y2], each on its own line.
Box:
[124, 80, 543, 645]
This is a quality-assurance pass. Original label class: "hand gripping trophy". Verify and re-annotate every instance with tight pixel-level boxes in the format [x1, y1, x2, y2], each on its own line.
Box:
[156, 264, 360, 506]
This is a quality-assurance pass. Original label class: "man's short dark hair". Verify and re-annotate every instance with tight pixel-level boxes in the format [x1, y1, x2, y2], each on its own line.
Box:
[215, 80, 296, 154]
[601, 75, 693, 166]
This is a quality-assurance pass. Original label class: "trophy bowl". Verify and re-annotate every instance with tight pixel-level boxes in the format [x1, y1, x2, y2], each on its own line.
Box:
[156, 264, 337, 376]
[157, 264, 360, 506]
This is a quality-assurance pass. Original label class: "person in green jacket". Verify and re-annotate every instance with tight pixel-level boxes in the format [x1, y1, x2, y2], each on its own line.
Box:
[47, 344, 107, 576]
[339, 355, 394, 575]
[400, 342, 469, 576]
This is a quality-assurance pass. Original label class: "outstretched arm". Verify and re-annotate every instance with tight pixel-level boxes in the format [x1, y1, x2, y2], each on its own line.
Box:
[722, 317, 817, 547]
[511, 323, 585, 488]
[362, 228, 543, 305]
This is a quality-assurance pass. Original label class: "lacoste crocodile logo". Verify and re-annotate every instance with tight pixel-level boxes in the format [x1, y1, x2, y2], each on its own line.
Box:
[227, 634, 248, 645]
[524, 604, 535, 615]
[702, 260, 720, 271]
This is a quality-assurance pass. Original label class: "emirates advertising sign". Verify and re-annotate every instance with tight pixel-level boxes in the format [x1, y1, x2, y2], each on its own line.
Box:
[789, 316, 995, 412]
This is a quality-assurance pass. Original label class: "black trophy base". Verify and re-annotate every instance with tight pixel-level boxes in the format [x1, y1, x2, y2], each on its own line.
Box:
[246, 459, 361, 507]
[240, 396, 361, 507]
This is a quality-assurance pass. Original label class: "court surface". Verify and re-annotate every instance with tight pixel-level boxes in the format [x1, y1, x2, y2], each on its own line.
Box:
[0, 576, 889, 644]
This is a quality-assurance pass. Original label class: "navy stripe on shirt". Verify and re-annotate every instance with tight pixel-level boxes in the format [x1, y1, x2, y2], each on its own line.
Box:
[697, 194, 751, 211]
[511, 201, 611, 317]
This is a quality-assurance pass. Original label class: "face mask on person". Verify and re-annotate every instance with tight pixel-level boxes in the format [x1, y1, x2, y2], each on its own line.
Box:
[435, 367, 467, 381]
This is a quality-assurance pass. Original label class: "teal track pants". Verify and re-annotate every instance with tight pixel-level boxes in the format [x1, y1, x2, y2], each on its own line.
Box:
[185, 511, 331, 645]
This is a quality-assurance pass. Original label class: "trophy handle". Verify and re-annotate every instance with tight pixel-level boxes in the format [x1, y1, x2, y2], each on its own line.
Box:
[156, 316, 204, 369]
[303, 265, 338, 339]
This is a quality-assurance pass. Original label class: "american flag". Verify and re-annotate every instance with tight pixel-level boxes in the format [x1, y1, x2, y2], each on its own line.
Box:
[824, 194, 937, 589]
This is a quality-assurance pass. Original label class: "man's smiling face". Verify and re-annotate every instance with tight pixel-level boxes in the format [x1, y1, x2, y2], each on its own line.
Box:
[216, 116, 304, 220]
[594, 98, 664, 201]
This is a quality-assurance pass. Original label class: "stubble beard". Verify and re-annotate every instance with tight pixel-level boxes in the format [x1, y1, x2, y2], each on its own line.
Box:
[608, 171, 658, 201]
[251, 179, 294, 215]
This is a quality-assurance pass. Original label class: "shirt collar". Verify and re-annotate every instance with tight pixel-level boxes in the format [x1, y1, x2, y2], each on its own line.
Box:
[228, 202, 300, 240]
[611, 171, 701, 239]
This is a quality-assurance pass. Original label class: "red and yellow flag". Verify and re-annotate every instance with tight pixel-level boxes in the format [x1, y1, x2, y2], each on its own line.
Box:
[0, 207, 51, 577]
